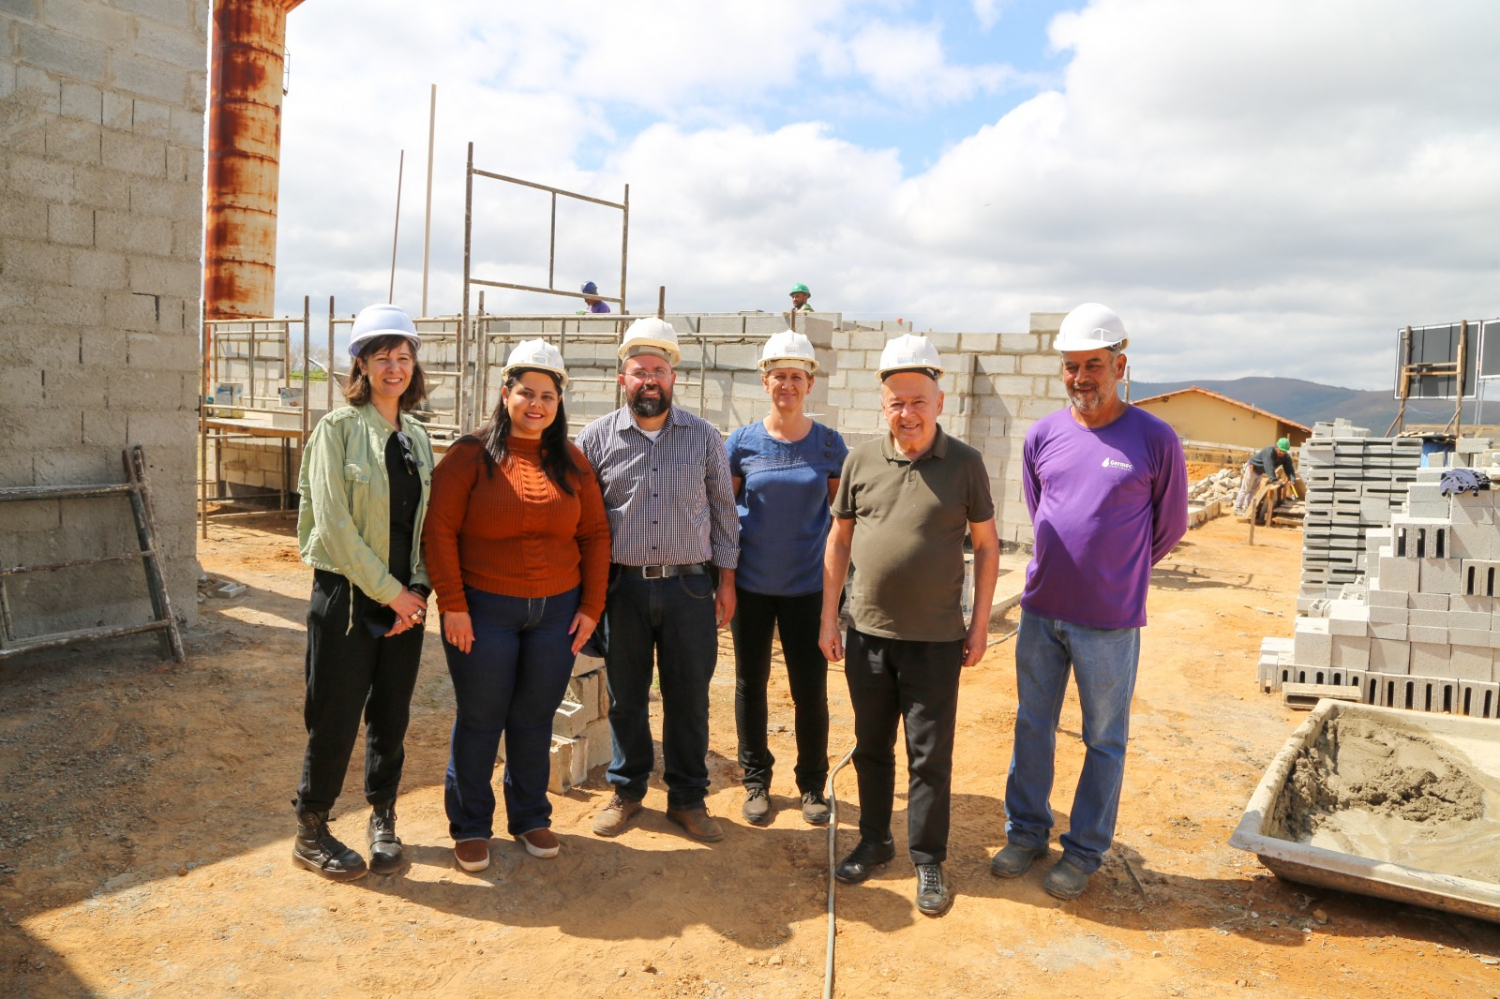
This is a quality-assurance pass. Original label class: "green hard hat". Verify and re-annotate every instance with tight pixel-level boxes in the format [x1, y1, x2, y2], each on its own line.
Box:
[789, 283, 810, 296]
[1276, 437, 1290, 451]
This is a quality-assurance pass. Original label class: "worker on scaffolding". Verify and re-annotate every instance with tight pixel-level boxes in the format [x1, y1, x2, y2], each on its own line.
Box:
[1233, 437, 1300, 515]
[787, 283, 813, 313]
[580, 281, 611, 314]
[819, 333, 1000, 918]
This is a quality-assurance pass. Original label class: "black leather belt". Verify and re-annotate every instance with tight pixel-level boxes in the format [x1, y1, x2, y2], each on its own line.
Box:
[614, 562, 709, 579]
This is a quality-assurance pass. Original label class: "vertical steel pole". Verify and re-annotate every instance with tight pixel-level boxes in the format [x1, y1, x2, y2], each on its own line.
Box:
[421, 84, 436, 317]
[619, 184, 629, 315]
[326, 296, 335, 412]
[657, 286, 665, 319]
[389, 150, 405, 303]
[548, 191, 557, 290]
[199, 302, 209, 539]
[476, 290, 486, 428]
[301, 295, 311, 451]
[461, 142, 473, 430]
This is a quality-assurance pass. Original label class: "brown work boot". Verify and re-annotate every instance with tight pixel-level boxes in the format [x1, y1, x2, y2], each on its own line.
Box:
[666, 805, 724, 842]
[591, 792, 643, 837]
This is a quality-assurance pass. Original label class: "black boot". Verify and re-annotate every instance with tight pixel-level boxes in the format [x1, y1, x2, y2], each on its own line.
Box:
[293, 808, 368, 881]
[367, 803, 403, 874]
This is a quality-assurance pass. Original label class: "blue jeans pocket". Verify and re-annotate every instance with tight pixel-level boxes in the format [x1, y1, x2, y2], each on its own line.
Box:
[679, 573, 714, 600]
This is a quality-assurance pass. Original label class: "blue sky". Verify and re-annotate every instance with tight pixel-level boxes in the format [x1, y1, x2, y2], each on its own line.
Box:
[275, 1, 1500, 389]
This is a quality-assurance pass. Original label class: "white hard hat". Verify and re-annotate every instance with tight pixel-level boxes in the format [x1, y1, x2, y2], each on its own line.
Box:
[348, 303, 421, 358]
[876, 333, 944, 381]
[759, 330, 819, 373]
[502, 338, 568, 388]
[618, 317, 681, 366]
[1055, 303, 1129, 352]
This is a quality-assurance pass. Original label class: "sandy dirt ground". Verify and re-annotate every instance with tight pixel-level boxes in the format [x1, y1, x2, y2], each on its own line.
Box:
[4, 514, 1500, 998]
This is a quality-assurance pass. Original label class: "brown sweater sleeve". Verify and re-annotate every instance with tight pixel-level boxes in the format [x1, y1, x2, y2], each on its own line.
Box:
[420, 439, 483, 615]
[570, 444, 612, 621]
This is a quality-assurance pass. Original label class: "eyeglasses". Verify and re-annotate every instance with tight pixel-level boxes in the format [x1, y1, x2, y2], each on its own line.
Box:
[395, 431, 418, 475]
[624, 368, 672, 383]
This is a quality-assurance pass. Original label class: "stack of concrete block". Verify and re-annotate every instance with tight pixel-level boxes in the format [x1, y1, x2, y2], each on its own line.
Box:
[1298, 420, 1423, 601]
[1187, 467, 1238, 527]
[544, 655, 614, 793]
[1265, 461, 1500, 718]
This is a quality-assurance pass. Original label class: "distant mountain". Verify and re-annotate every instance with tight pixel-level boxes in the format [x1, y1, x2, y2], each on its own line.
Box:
[1127, 376, 1466, 433]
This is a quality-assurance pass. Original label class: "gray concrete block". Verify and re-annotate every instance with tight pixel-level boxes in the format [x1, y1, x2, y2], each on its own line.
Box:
[1368, 586, 1406, 608]
[1408, 625, 1448, 645]
[1449, 644, 1493, 681]
[1367, 604, 1407, 625]
[1369, 639, 1410, 674]
[1369, 621, 1407, 642]
[1407, 608, 1450, 629]
[1293, 618, 1332, 668]
[1419, 558, 1464, 594]
[552, 699, 587, 738]
[1330, 635, 1370, 671]
[1409, 591, 1449, 611]
[1409, 642, 1451, 677]
[573, 652, 604, 677]
[1459, 679, 1500, 718]
[1451, 610, 1492, 631]
[1452, 593, 1495, 613]
[1377, 556, 1419, 592]
[19, 24, 107, 81]
[1451, 523, 1498, 560]
[1451, 628, 1492, 650]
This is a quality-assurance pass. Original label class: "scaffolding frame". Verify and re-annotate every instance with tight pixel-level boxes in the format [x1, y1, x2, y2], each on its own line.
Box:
[461, 145, 629, 428]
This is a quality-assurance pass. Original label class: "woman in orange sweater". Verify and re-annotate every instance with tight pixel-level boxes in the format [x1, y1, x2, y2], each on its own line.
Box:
[422, 340, 610, 871]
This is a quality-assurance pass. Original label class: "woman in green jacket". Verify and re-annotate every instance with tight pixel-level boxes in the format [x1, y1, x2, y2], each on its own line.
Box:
[292, 303, 436, 881]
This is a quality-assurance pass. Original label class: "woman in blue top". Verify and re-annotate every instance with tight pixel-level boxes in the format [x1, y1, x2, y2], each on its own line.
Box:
[727, 330, 848, 826]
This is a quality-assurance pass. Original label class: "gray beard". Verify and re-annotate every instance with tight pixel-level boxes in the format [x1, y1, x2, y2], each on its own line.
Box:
[629, 388, 671, 418]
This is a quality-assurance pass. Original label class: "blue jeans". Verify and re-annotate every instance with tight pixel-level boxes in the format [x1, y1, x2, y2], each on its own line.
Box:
[1005, 610, 1141, 874]
[602, 571, 719, 810]
[442, 585, 579, 840]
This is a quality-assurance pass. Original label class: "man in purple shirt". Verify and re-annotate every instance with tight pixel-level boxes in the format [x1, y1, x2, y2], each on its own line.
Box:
[989, 303, 1187, 900]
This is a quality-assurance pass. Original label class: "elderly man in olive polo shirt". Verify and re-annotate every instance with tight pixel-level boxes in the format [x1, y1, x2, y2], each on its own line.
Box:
[818, 333, 1000, 918]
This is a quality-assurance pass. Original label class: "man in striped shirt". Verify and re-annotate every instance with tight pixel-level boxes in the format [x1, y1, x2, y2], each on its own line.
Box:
[576, 318, 740, 842]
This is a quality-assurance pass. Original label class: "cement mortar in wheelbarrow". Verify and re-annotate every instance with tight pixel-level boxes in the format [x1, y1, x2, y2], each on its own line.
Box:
[1230, 700, 1500, 924]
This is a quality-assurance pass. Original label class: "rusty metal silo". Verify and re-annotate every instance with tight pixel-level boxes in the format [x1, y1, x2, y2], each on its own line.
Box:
[203, 0, 306, 320]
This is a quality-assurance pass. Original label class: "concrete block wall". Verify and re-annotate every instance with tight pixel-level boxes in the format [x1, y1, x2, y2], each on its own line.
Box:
[1266, 457, 1500, 718]
[823, 312, 1068, 548]
[1, 0, 208, 637]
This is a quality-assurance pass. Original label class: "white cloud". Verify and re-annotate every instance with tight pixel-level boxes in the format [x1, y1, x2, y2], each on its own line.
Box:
[272, 1, 1500, 390]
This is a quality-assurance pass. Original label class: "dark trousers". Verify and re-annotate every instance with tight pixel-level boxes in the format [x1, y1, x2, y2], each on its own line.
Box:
[295, 569, 424, 816]
[443, 585, 580, 840]
[731, 587, 828, 794]
[844, 627, 964, 865]
[602, 571, 719, 810]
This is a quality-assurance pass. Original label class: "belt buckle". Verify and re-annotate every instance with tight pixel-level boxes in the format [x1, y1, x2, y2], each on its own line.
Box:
[642, 564, 667, 579]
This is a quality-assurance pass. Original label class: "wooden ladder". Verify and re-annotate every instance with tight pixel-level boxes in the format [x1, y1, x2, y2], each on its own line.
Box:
[0, 445, 185, 663]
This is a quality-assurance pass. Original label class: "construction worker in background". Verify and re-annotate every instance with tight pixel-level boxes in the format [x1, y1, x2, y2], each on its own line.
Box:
[788, 283, 813, 312]
[820, 333, 1000, 918]
[991, 303, 1187, 901]
[576, 317, 740, 843]
[581, 281, 611, 314]
[728, 330, 848, 828]
[1233, 436, 1299, 515]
